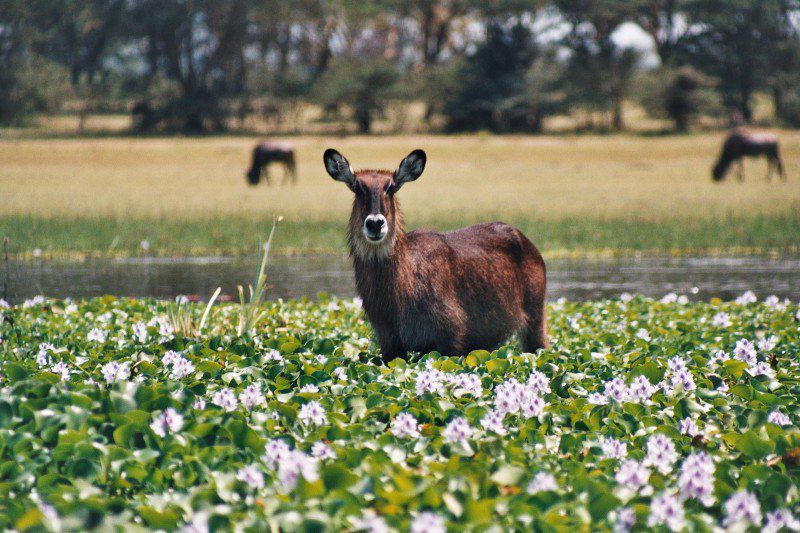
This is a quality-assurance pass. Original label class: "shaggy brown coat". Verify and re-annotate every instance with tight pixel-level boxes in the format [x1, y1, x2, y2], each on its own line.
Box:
[324, 148, 547, 362]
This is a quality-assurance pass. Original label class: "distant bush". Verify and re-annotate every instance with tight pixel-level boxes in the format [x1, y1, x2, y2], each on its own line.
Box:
[641, 66, 723, 131]
[778, 89, 800, 128]
[313, 59, 401, 133]
[130, 77, 228, 133]
[0, 56, 71, 125]
[442, 23, 539, 133]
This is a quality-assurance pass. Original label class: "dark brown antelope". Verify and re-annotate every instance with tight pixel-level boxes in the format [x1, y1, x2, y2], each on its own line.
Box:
[246, 141, 297, 186]
[712, 130, 785, 182]
[323, 148, 548, 362]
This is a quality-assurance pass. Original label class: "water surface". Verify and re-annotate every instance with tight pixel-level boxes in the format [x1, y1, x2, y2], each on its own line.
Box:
[5, 255, 800, 304]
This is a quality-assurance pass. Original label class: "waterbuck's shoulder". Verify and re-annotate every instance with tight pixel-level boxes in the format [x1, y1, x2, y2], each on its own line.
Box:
[405, 222, 528, 257]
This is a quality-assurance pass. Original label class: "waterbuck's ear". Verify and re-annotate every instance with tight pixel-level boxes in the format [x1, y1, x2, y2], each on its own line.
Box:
[393, 149, 426, 190]
[323, 148, 356, 190]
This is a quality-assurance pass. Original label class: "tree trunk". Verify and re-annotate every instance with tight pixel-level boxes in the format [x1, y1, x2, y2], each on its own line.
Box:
[612, 92, 624, 131]
[355, 102, 371, 133]
[772, 85, 785, 123]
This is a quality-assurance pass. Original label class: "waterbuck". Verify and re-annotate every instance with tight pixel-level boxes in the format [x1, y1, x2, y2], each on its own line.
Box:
[712, 130, 785, 182]
[323, 148, 547, 362]
[246, 141, 297, 186]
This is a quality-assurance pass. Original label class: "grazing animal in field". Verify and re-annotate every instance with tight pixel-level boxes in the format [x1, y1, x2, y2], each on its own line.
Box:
[323, 148, 548, 362]
[712, 130, 785, 182]
[246, 141, 297, 186]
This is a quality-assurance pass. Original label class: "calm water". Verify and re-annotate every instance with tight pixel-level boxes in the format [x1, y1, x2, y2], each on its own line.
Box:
[4, 255, 800, 304]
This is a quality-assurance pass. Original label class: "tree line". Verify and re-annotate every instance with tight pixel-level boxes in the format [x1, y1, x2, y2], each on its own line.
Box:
[2, 0, 799, 133]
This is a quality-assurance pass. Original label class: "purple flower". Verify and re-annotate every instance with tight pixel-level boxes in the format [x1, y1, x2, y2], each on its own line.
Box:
[644, 434, 678, 474]
[236, 465, 265, 490]
[667, 356, 687, 373]
[494, 378, 526, 414]
[520, 392, 546, 419]
[410, 511, 445, 533]
[211, 388, 238, 411]
[51, 361, 70, 381]
[647, 493, 685, 531]
[599, 437, 627, 460]
[747, 361, 775, 378]
[264, 349, 283, 363]
[768, 411, 791, 426]
[442, 417, 474, 444]
[261, 442, 318, 492]
[670, 368, 696, 392]
[416, 368, 446, 396]
[350, 512, 389, 533]
[712, 312, 732, 327]
[679, 417, 700, 437]
[708, 350, 729, 367]
[391, 412, 421, 439]
[613, 507, 635, 533]
[764, 509, 800, 533]
[239, 384, 265, 410]
[87, 328, 107, 343]
[588, 392, 609, 405]
[758, 335, 779, 351]
[480, 409, 507, 435]
[263, 439, 292, 469]
[170, 357, 195, 379]
[526, 472, 558, 494]
[132, 322, 148, 343]
[311, 442, 336, 460]
[735, 290, 757, 305]
[723, 490, 762, 527]
[37, 343, 55, 367]
[615, 460, 650, 489]
[527, 370, 551, 395]
[162, 350, 182, 367]
[733, 339, 757, 365]
[298, 401, 327, 426]
[678, 452, 715, 506]
[453, 373, 483, 397]
[628, 375, 656, 402]
[150, 408, 184, 437]
[101, 361, 130, 384]
[604, 377, 629, 403]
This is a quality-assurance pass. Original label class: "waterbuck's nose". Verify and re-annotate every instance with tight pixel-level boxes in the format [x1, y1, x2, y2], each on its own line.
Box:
[364, 214, 387, 241]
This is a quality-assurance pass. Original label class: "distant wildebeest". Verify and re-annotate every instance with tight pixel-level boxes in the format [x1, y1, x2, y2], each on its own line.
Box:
[712, 130, 785, 182]
[323, 148, 548, 362]
[246, 141, 297, 186]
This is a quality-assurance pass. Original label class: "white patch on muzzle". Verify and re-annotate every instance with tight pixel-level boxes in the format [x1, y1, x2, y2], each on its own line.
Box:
[362, 214, 388, 243]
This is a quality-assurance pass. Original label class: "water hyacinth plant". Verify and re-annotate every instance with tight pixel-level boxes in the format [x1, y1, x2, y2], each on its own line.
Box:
[0, 292, 799, 530]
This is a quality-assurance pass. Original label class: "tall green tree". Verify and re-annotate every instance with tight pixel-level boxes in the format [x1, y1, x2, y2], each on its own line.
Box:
[556, 0, 639, 130]
[633, 0, 694, 66]
[125, 0, 251, 132]
[0, 1, 72, 123]
[442, 21, 539, 132]
[679, 0, 790, 122]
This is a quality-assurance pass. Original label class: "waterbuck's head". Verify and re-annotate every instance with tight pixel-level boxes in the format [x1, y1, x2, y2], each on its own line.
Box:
[323, 148, 426, 260]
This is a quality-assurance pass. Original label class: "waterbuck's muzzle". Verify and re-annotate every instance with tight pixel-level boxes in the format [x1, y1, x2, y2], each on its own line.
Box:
[363, 214, 387, 243]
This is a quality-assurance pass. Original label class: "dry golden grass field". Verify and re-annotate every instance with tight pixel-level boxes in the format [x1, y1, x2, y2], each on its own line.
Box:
[1, 132, 799, 256]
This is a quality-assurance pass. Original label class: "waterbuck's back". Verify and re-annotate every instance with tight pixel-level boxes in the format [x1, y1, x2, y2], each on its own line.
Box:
[356, 222, 546, 357]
